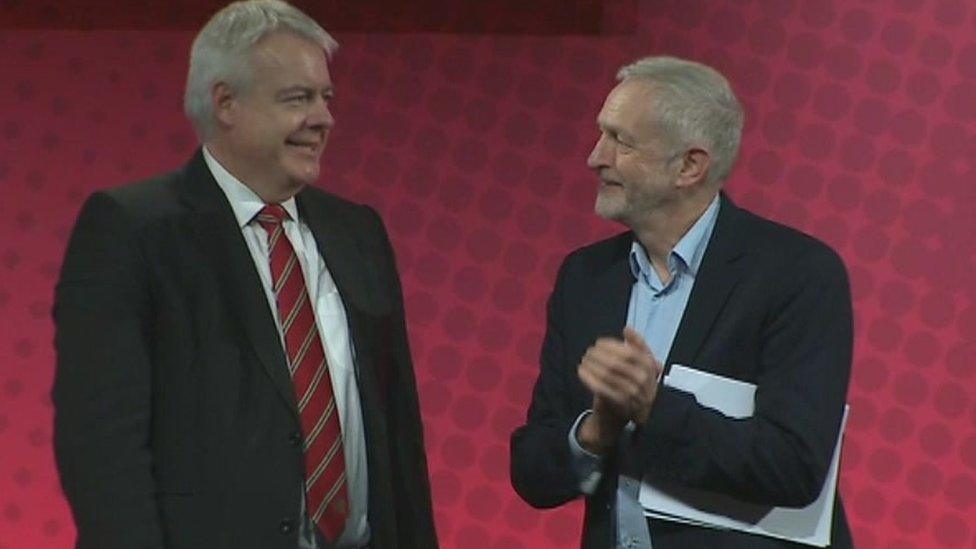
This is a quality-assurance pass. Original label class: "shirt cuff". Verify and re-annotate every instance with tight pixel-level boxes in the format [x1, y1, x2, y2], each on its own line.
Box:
[567, 410, 604, 495]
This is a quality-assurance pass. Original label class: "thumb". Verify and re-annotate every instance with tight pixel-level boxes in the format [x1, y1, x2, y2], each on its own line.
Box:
[623, 326, 652, 356]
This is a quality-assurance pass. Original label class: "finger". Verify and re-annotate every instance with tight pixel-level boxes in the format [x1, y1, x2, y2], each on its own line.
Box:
[579, 366, 624, 406]
[579, 358, 637, 405]
[588, 344, 657, 388]
[589, 337, 629, 359]
[584, 344, 627, 369]
[622, 328, 663, 382]
[594, 336, 624, 347]
[583, 361, 653, 418]
[579, 356, 632, 395]
[581, 365, 648, 422]
[584, 345, 640, 384]
[584, 347, 657, 401]
[582, 352, 649, 396]
[589, 339, 645, 369]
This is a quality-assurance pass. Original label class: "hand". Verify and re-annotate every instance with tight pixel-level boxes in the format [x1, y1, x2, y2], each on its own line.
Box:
[577, 394, 627, 455]
[578, 327, 663, 435]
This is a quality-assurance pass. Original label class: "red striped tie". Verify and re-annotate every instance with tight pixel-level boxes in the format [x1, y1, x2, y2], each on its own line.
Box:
[256, 204, 348, 541]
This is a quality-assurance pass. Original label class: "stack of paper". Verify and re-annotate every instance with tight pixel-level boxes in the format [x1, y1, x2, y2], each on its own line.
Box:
[639, 365, 848, 548]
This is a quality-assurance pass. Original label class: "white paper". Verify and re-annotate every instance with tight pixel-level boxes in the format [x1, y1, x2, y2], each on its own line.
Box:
[639, 364, 848, 547]
[663, 364, 757, 418]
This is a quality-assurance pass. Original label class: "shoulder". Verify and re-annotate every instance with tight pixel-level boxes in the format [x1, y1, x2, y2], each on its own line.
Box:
[77, 167, 186, 231]
[297, 186, 393, 257]
[566, 231, 631, 264]
[299, 185, 383, 227]
[556, 231, 632, 281]
[730, 203, 848, 282]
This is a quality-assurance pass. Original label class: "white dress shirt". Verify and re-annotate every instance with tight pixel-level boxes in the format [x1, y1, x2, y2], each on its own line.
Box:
[204, 147, 369, 548]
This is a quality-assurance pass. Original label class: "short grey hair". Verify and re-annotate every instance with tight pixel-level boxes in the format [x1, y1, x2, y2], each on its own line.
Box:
[184, 0, 338, 139]
[617, 56, 744, 187]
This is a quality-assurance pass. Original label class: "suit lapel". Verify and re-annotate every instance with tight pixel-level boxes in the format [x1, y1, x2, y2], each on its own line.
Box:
[665, 193, 749, 369]
[178, 151, 298, 415]
[295, 192, 375, 372]
[298, 193, 400, 545]
[591, 241, 634, 340]
[296, 193, 371, 312]
[297, 192, 387, 425]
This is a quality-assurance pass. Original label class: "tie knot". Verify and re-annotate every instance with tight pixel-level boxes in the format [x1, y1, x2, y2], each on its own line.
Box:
[256, 204, 289, 226]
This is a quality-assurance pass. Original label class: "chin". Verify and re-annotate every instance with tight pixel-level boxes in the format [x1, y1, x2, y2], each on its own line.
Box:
[594, 196, 624, 222]
[286, 176, 317, 191]
[286, 165, 321, 187]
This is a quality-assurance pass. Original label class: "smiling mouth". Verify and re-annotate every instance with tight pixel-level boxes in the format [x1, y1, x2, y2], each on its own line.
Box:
[285, 139, 321, 154]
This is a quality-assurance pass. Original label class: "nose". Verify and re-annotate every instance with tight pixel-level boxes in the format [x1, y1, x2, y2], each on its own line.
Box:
[307, 95, 335, 130]
[587, 134, 611, 170]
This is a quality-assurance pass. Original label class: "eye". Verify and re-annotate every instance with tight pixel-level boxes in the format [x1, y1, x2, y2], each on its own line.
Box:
[613, 133, 634, 149]
[285, 92, 312, 105]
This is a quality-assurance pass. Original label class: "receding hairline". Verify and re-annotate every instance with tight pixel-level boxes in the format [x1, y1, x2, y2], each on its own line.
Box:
[596, 79, 678, 140]
[242, 31, 336, 98]
[596, 79, 657, 124]
[247, 29, 335, 68]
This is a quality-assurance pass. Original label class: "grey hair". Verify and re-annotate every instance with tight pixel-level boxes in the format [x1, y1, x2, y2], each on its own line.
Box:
[617, 56, 744, 187]
[184, 0, 338, 139]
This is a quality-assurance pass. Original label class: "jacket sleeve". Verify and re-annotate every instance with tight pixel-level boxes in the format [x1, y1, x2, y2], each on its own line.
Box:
[633, 244, 853, 507]
[510, 257, 591, 509]
[52, 192, 165, 549]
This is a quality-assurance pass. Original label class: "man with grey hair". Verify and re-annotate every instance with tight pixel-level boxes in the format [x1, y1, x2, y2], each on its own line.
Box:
[511, 56, 853, 548]
[53, 1, 437, 548]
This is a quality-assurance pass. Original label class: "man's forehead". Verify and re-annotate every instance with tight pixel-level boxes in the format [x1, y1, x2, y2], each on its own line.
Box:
[605, 79, 657, 110]
[248, 35, 332, 88]
[598, 80, 656, 128]
[251, 32, 329, 66]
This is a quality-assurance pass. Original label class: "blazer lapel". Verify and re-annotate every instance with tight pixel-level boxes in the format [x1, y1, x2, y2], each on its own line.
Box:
[296, 194, 371, 309]
[666, 193, 749, 369]
[177, 151, 298, 415]
[585, 235, 635, 341]
[295, 193, 374, 357]
[593, 240, 634, 338]
[298, 193, 399, 545]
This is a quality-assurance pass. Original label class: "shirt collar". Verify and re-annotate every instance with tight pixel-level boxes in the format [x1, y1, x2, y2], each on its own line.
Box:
[202, 146, 300, 227]
[629, 194, 721, 283]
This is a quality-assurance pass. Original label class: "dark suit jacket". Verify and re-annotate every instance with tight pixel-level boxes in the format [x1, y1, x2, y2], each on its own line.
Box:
[511, 194, 854, 548]
[53, 151, 438, 549]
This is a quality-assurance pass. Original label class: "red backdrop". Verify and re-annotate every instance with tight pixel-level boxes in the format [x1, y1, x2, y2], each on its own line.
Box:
[1, 0, 975, 547]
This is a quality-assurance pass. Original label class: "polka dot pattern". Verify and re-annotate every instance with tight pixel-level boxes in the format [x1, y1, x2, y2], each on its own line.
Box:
[1, 1, 975, 547]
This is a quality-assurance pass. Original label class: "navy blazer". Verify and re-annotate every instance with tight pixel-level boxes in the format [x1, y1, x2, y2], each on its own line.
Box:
[511, 194, 854, 548]
[53, 151, 437, 549]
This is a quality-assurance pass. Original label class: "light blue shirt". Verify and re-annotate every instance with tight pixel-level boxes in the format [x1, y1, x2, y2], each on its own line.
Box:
[568, 195, 720, 548]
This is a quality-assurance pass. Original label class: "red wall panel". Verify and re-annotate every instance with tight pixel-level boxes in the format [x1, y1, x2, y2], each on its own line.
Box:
[1, 1, 974, 547]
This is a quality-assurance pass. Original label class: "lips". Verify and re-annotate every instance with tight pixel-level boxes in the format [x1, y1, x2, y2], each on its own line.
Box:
[597, 170, 622, 186]
[285, 139, 321, 154]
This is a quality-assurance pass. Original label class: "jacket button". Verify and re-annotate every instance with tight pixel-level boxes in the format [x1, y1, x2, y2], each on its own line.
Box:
[279, 518, 294, 534]
[288, 431, 302, 447]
